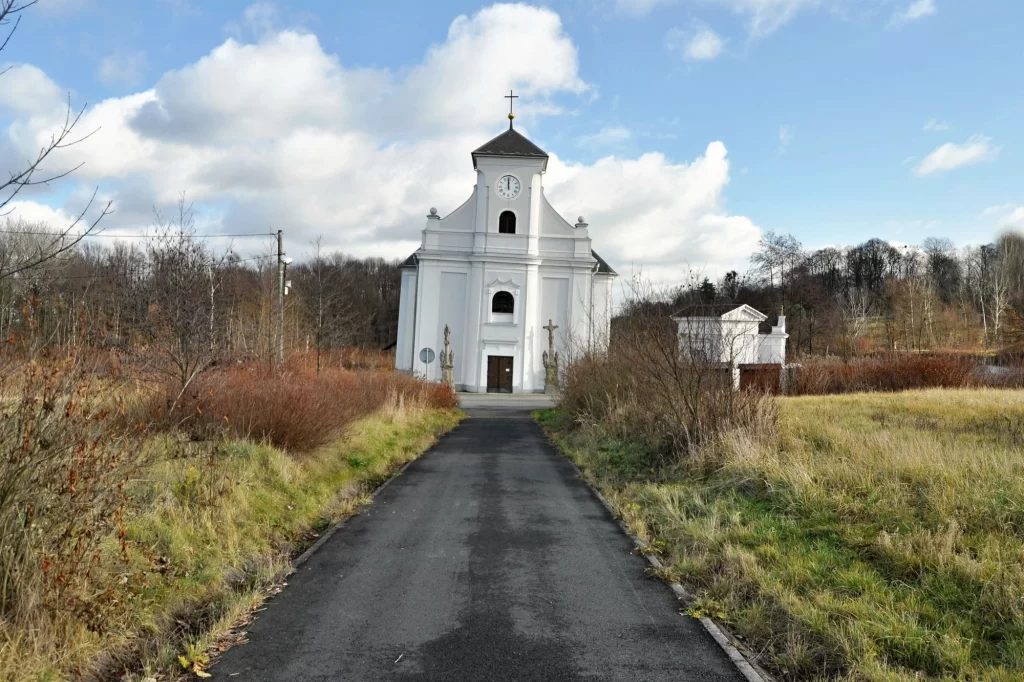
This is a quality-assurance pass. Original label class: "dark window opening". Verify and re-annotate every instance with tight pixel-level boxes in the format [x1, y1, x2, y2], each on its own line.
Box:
[492, 291, 515, 314]
[498, 211, 516, 234]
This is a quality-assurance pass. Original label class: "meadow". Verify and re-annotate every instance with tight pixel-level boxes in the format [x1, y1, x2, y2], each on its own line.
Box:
[540, 389, 1024, 681]
[0, 359, 459, 681]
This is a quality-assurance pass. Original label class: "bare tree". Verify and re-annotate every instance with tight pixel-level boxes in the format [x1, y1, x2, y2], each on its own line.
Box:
[142, 195, 224, 411]
[0, 0, 111, 279]
[837, 286, 871, 356]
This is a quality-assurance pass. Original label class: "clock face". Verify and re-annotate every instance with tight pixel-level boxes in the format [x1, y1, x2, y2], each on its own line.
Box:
[495, 174, 521, 200]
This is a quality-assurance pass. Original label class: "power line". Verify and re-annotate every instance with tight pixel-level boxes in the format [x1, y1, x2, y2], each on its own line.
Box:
[9, 255, 279, 281]
[0, 230, 275, 239]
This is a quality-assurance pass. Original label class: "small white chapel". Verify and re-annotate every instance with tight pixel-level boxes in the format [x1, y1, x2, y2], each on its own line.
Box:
[395, 98, 617, 393]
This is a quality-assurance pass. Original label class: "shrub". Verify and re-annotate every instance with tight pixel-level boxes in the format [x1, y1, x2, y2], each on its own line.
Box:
[162, 365, 456, 452]
[563, 321, 777, 476]
[788, 354, 977, 395]
[0, 354, 146, 641]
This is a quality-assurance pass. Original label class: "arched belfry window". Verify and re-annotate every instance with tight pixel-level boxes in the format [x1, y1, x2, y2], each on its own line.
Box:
[492, 291, 515, 314]
[498, 211, 516, 234]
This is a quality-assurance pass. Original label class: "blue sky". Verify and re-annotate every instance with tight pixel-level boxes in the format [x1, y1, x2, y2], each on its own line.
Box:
[3, 0, 1023, 280]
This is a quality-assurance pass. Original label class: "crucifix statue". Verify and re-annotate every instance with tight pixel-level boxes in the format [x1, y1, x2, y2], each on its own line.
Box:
[440, 324, 455, 389]
[542, 319, 559, 395]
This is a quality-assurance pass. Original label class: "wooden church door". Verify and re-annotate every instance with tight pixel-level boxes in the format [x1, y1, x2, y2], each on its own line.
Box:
[486, 356, 514, 393]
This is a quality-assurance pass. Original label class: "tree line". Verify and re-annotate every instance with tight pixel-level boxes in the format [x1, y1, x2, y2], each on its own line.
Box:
[0, 204, 403, 388]
[680, 231, 1024, 357]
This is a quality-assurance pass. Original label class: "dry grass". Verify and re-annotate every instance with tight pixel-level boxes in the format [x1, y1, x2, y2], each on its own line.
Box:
[0, 363, 460, 682]
[540, 388, 1024, 681]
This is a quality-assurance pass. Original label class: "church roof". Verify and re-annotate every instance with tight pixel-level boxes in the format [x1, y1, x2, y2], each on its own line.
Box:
[592, 250, 616, 275]
[472, 128, 549, 170]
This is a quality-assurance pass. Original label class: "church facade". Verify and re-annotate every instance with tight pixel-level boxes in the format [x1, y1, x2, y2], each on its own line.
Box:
[394, 120, 616, 393]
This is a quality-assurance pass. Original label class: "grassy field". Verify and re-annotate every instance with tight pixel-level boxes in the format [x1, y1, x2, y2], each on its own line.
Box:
[539, 389, 1024, 681]
[2, 398, 460, 682]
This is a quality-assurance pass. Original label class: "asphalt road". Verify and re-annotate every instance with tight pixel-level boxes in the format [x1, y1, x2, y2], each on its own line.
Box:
[212, 408, 744, 681]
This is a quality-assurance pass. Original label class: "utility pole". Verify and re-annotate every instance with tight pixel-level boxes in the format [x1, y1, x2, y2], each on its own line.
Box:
[277, 229, 285, 364]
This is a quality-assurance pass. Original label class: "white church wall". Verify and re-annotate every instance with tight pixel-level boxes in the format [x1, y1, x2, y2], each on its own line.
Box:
[570, 269, 594, 358]
[591, 274, 614, 351]
[413, 262, 442, 381]
[540, 194, 580, 237]
[395, 268, 418, 371]
[395, 127, 617, 393]
[434, 189, 476, 232]
[479, 267, 527, 392]
[475, 157, 544, 237]
[541, 276, 570, 380]
[438, 271, 468, 387]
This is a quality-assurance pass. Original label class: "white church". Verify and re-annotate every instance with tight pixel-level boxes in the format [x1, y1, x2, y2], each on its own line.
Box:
[395, 105, 617, 393]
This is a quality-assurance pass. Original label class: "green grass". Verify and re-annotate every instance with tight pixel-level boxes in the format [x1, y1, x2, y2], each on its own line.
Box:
[5, 404, 460, 681]
[538, 389, 1024, 681]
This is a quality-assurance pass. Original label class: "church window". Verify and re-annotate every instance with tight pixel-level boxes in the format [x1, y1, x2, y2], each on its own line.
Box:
[498, 211, 516, 234]
[492, 291, 515, 314]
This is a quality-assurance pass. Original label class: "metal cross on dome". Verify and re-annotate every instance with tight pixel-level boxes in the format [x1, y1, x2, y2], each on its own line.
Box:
[505, 89, 518, 128]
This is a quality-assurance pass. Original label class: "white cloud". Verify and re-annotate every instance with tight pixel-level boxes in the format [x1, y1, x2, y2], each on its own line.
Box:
[4, 3, 761, 280]
[778, 125, 793, 152]
[619, 0, 822, 35]
[701, 0, 824, 37]
[98, 51, 148, 86]
[923, 118, 950, 132]
[889, 0, 936, 28]
[1, 201, 77, 227]
[614, 0, 676, 16]
[578, 126, 632, 148]
[546, 141, 760, 277]
[0, 64, 63, 115]
[1002, 208, 1024, 231]
[666, 23, 725, 61]
[35, 0, 92, 15]
[983, 204, 1024, 231]
[915, 135, 1000, 176]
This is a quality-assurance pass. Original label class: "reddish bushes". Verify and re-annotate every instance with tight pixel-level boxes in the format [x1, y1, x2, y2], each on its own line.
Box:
[788, 354, 977, 395]
[167, 366, 455, 452]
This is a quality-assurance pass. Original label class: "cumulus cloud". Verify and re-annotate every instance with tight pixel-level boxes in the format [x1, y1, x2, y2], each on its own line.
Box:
[4, 2, 760, 279]
[915, 135, 1000, 176]
[0, 64, 64, 115]
[889, 0, 936, 28]
[546, 142, 761, 278]
[666, 23, 725, 61]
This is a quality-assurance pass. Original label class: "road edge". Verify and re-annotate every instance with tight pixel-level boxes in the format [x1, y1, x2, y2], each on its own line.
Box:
[546, 435, 775, 682]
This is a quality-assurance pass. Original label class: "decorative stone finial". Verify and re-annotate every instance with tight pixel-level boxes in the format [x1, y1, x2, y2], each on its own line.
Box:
[429, 207, 438, 215]
[578, 216, 585, 224]
[575, 216, 588, 229]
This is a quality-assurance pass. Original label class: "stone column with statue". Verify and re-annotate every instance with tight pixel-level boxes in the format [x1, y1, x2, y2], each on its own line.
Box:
[542, 319, 559, 395]
[440, 324, 455, 389]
